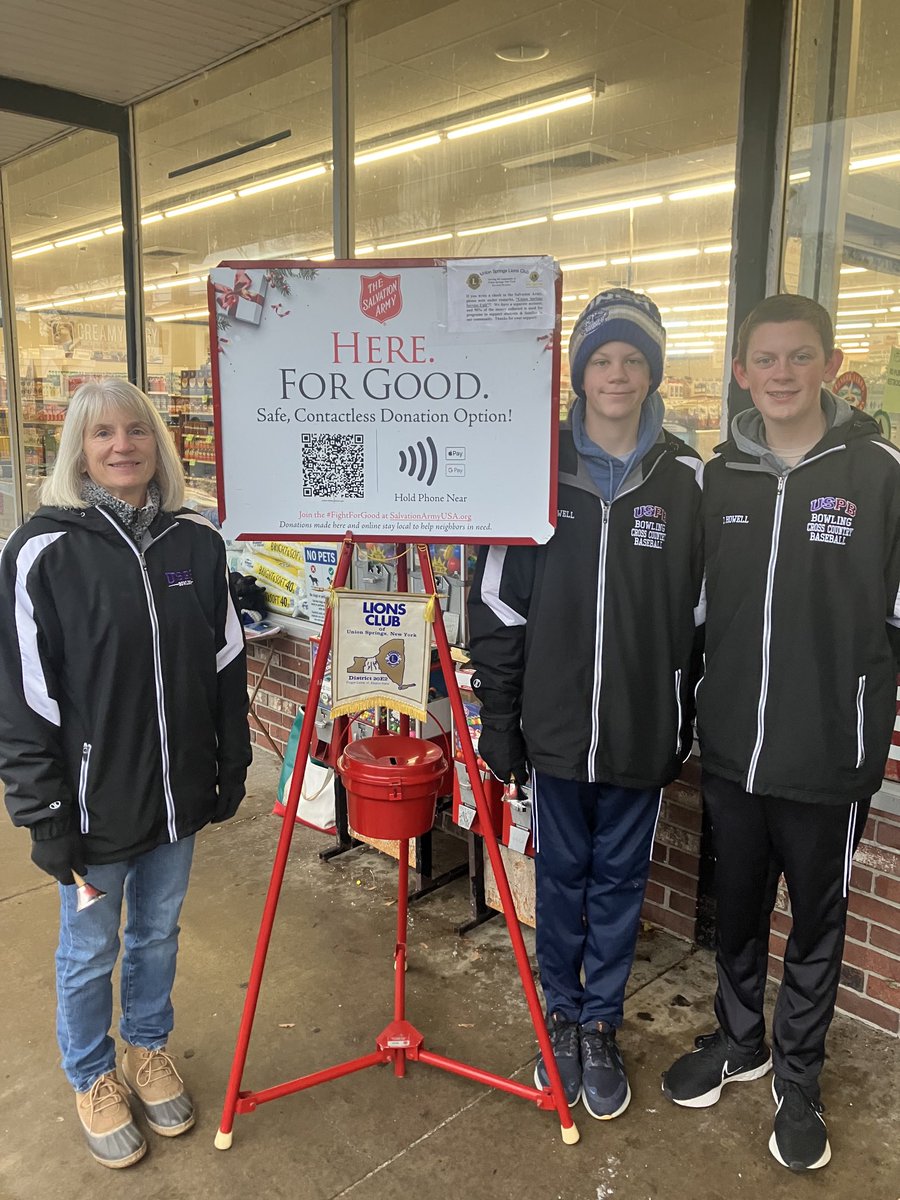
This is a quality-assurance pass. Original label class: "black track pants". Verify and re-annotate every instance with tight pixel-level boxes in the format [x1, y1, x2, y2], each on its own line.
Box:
[704, 771, 869, 1088]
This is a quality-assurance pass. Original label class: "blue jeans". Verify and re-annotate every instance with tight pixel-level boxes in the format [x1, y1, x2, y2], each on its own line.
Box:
[533, 774, 661, 1026]
[55, 836, 195, 1092]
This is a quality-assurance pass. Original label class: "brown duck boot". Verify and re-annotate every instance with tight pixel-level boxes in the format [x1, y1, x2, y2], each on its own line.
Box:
[75, 1072, 147, 1168]
[121, 1044, 195, 1136]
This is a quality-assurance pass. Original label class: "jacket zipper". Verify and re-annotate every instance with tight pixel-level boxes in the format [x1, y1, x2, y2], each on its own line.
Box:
[587, 502, 611, 781]
[746, 474, 787, 794]
[95, 511, 179, 841]
[77, 742, 92, 834]
[855, 675, 867, 767]
[586, 453, 668, 781]
[674, 669, 683, 758]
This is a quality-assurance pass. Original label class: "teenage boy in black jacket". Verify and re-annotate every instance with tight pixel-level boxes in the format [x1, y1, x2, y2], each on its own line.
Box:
[662, 294, 900, 1172]
[469, 289, 703, 1122]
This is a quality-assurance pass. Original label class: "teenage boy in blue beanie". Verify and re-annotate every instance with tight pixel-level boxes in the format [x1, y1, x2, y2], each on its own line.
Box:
[468, 288, 704, 1119]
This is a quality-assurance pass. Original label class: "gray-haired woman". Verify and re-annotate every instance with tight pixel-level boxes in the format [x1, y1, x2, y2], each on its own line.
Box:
[0, 378, 251, 1168]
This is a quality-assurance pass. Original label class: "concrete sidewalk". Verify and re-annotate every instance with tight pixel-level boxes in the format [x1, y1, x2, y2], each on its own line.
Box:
[1, 750, 896, 1200]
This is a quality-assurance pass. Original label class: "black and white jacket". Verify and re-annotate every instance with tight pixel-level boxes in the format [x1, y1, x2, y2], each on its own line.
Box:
[697, 396, 900, 804]
[468, 427, 704, 788]
[0, 504, 251, 862]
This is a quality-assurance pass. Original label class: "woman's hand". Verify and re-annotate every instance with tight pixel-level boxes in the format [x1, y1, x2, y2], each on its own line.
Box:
[30, 826, 87, 885]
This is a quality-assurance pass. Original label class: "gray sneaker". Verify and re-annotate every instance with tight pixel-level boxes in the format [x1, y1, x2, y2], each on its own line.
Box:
[75, 1072, 147, 1169]
[534, 1013, 582, 1106]
[122, 1045, 195, 1136]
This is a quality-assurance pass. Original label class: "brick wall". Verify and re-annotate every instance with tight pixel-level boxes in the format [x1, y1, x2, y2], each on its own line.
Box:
[250, 630, 900, 1036]
[768, 805, 900, 1035]
[246, 634, 311, 751]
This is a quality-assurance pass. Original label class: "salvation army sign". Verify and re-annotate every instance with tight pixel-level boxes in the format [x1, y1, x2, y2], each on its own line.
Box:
[208, 257, 561, 544]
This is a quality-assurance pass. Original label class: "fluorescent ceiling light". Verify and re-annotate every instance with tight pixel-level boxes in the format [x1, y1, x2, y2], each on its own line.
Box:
[610, 248, 699, 265]
[849, 150, 900, 172]
[789, 170, 811, 183]
[836, 321, 873, 329]
[668, 330, 726, 339]
[183, 308, 209, 318]
[376, 232, 452, 250]
[54, 230, 103, 247]
[836, 307, 888, 316]
[82, 290, 120, 302]
[552, 195, 663, 222]
[668, 181, 735, 201]
[25, 296, 86, 311]
[11, 243, 54, 259]
[840, 266, 866, 274]
[153, 312, 187, 323]
[356, 135, 441, 165]
[310, 253, 335, 261]
[355, 245, 375, 255]
[560, 258, 609, 272]
[104, 224, 124, 235]
[874, 320, 900, 327]
[237, 165, 326, 197]
[141, 214, 164, 226]
[703, 242, 732, 255]
[667, 301, 729, 313]
[838, 288, 893, 299]
[644, 279, 727, 294]
[164, 193, 236, 218]
[458, 216, 548, 237]
[562, 293, 590, 302]
[446, 89, 593, 139]
[153, 275, 202, 290]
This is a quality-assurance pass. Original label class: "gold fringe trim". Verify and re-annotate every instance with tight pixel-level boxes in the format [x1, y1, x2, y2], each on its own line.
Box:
[423, 593, 438, 622]
[330, 695, 429, 722]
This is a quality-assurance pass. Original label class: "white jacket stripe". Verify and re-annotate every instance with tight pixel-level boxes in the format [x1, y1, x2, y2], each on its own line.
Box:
[15, 532, 66, 726]
[175, 513, 245, 671]
[481, 546, 527, 628]
[218, 561, 245, 672]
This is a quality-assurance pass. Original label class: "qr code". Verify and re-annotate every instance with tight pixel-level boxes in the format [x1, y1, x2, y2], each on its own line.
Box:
[301, 432, 365, 499]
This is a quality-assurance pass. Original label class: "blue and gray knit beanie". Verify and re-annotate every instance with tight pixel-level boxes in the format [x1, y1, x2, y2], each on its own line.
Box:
[568, 287, 667, 399]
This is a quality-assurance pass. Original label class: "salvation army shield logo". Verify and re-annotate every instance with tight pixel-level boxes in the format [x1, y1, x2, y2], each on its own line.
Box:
[359, 273, 402, 324]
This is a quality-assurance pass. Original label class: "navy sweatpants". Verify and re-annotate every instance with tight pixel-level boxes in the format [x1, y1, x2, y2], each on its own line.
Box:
[532, 772, 661, 1026]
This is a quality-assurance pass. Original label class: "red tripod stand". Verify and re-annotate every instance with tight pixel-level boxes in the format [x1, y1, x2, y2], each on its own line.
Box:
[215, 535, 579, 1147]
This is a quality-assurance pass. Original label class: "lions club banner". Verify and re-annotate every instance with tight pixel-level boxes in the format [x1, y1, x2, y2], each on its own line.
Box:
[330, 590, 434, 721]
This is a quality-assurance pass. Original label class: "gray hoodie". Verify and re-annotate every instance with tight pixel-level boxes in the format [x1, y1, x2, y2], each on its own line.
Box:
[570, 391, 666, 501]
[730, 389, 854, 473]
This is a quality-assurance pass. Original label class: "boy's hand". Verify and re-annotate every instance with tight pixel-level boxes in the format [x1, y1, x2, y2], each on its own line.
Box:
[477, 727, 529, 786]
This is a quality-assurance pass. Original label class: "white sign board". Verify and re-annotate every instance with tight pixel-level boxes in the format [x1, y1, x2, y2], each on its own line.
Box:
[209, 258, 560, 544]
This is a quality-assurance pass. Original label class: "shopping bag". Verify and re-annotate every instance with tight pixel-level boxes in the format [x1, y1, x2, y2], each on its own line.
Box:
[274, 708, 336, 833]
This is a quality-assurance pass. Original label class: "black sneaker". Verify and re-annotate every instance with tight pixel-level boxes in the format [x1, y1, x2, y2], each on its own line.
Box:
[661, 1027, 772, 1108]
[534, 1013, 582, 1107]
[769, 1076, 831, 1171]
[580, 1021, 630, 1120]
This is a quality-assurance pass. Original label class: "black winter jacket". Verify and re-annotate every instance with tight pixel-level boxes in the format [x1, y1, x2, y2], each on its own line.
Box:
[697, 405, 900, 804]
[0, 505, 251, 862]
[468, 426, 704, 788]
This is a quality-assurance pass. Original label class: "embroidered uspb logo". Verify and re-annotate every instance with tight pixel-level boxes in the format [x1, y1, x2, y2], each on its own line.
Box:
[807, 497, 857, 545]
[165, 569, 194, 587]
[631, 504, 667, 550]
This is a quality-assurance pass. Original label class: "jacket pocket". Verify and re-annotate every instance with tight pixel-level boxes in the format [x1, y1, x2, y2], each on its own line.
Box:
[674, 669, 684, 759]
[855, 676, 866, 768]
[77, 742, 92, 834]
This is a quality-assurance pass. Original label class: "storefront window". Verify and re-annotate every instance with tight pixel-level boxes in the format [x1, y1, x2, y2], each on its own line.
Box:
[783, 0, 900, 443]
[0, 294, 14, 539]
[5, 130, 127, 515]
[135, 19, 333, 511]
[351, 0, 745, 456]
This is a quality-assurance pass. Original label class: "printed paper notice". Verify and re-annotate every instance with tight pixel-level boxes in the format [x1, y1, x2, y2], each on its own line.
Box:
[446, 258, 556, 332]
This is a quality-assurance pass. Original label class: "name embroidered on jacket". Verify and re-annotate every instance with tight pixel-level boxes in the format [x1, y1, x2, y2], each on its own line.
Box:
[165, 569, 194, 587]
[557, 508, 575, 520]
[631, 504, 667, 550]
[723, 514, 750, 525]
